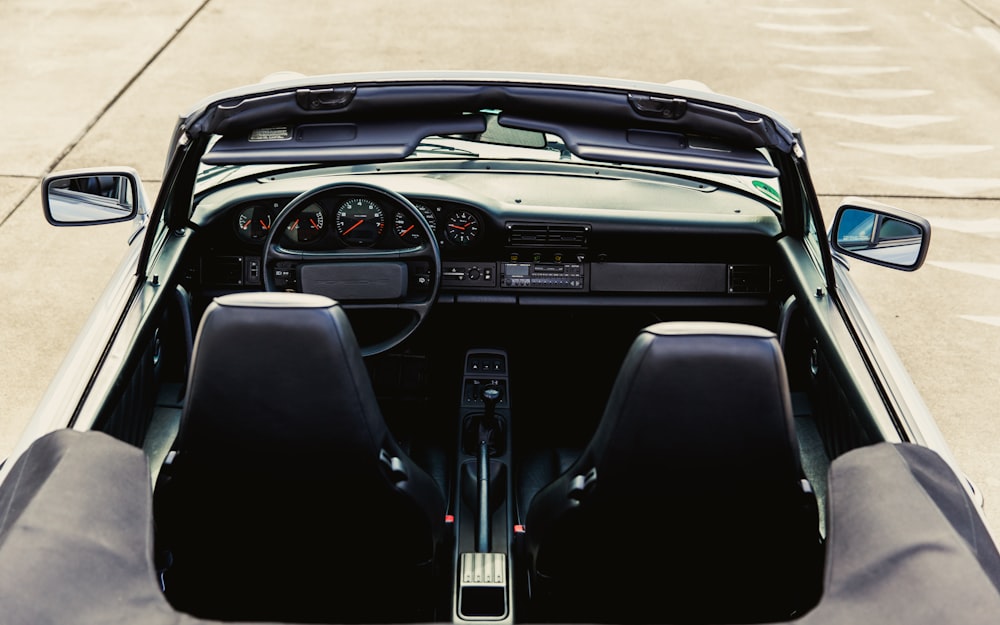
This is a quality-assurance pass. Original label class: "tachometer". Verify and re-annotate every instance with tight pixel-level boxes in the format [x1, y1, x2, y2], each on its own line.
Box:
[336, 197, 385, 247]
[393, 203, 438, 243]
[444, 209, 481, 246]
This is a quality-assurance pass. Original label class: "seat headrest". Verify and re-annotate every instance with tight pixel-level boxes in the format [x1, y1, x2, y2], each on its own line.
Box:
[178, 292, 388, 471]
[589, 321, 803, 494]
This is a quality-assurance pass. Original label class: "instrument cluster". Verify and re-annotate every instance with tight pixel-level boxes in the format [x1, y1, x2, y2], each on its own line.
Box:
[231, 192, 484, 250]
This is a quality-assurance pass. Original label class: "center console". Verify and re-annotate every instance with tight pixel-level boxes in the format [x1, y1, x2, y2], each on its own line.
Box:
[452, 348, 515, 624]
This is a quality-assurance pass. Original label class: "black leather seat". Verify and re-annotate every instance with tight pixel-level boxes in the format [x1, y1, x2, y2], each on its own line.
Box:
[522, 321, 824, 623]
[153, 292, 447, 623]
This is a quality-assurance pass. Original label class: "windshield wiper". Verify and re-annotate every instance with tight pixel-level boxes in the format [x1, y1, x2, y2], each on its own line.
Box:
[413, 142, 480, 157]
[197, 164, 241, 182]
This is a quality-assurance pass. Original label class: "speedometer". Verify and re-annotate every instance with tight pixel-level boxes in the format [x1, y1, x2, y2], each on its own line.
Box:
[336, 197, 385, 247]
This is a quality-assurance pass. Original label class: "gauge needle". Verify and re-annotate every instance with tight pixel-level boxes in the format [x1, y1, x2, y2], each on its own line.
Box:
[449, 223, 466, 230]
[288, 219, 300, 230]
[342, 219, 364, 235]
[309, 219, 320, 229]
[259, 219, 270, 229]
[401, 225, 414, 236]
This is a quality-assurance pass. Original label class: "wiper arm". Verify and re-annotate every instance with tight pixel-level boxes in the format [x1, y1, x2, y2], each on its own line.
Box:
[413, 142, 480, 157]
[197, 164, 240, 182]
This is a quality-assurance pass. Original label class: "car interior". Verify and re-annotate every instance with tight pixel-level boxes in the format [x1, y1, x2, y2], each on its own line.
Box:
[71, 161, 888, 624]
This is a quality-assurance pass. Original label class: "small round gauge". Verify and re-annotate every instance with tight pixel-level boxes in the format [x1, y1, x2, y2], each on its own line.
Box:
[284, 202, 326, 244]
[336, 197, 385, 247]
[393, 203, 438, 243]
[235, 204, 276, 242]
[444, 209, 481, 246]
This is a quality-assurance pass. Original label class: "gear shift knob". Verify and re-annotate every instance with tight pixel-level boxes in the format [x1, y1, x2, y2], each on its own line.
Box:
[481, 384, 501, 426]
[482, 384, 501, 404]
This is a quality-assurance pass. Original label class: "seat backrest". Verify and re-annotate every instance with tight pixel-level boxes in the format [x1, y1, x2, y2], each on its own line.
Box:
[154, 292, 446, 623]
[524, 321, 823, 623]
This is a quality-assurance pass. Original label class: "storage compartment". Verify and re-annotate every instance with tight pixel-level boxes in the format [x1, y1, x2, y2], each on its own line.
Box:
[458, 553, 508, 619]
[590, 262, 727, 292]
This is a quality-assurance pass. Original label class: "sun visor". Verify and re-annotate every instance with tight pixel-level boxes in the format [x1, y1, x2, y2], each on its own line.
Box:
[202, 115, 488, 165]
[498, 114, 778, 177]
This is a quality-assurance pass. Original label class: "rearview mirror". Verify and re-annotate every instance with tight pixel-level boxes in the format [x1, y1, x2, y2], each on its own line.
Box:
[43, 169, 142, 226]
[831, 197, 930, 271]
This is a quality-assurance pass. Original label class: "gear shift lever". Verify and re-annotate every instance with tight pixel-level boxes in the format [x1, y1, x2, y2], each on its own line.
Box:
[477, 383, 502, 553]
[476, 383, 503, 454]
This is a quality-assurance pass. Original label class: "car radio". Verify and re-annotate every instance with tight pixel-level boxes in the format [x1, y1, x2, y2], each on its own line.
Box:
[500, 261, 584, 289]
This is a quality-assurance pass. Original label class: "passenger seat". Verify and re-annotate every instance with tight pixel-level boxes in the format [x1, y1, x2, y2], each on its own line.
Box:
[522, 321, 824, 623]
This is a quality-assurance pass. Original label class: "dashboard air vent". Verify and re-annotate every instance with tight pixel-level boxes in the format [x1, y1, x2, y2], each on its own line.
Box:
[507, 223, 589, 248]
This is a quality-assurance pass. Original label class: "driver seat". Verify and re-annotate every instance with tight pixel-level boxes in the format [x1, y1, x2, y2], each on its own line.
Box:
[153, 292, 447, 623]
[523, 321, 824, 623]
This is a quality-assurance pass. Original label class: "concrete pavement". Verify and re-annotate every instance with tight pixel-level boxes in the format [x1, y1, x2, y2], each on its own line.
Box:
[972, 0, 1000, 25]
[1, 0, 207, 454]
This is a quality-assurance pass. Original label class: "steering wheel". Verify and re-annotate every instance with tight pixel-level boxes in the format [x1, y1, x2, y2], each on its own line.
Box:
[262, 181, 441, 357]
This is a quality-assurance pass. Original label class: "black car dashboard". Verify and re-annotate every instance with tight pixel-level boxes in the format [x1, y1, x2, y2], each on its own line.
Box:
[190, 169, 782, 305]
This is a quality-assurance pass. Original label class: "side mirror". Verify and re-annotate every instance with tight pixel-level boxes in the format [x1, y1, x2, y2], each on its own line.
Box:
[43, 169, 144, 226]
[830, 197, 930, 271]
